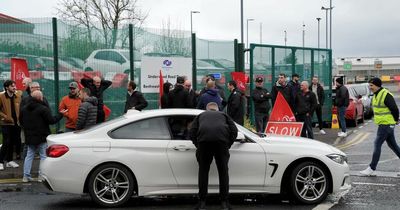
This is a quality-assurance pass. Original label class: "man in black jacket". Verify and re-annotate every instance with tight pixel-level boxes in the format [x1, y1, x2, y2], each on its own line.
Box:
[77, 88, 98, 130]
[251, 76, 271, 133]
[295, 81, 317, 139]
[227, 81, 245, 125]
[271, 73, 293, 111]
[335, 77, 349, 137]
[20, 90, 65, 182]
[190, 102, 238, 210]
[310, 76, 326, 134]
[124, 81, 148, 113]
[167, 76, 193, 108]
[81, 76, 112, 123]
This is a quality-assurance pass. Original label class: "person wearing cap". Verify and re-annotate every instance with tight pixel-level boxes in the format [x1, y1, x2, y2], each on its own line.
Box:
[81, 76, 112, 123]
[251, 76, 271, 133]
[167, 76, 193, 108]
[335, 77, 349, 137]
[59, 82, 81, 132]
[360, 78, 400, 176]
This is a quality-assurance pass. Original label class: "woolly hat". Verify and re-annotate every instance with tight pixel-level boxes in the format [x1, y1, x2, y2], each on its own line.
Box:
[335, 77, 343, 85]
[368, 77, 382, 87]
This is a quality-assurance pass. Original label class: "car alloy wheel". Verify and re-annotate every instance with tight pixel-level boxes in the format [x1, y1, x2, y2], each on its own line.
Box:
[290, 161, 330, 204]
[88, 163, 134, 207]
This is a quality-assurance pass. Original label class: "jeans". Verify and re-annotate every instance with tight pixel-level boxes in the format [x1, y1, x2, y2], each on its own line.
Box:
[255, 112, 269, 133]
[313, 104, 324, 130]
[23, 143, 47, 178]
[338, 106, 347, 133]
[369, 125, 400, 170]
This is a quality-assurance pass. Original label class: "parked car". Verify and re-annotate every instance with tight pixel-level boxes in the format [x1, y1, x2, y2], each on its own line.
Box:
[15, 54, 46, 71]
[62, 57, 85, 69]
[41, 57, 81, 72]
[332, 85, 364, 127]
[41, 109, 350, 207]
[83, 49, 141, 75]
[346, 83, 373, 119]
[200, 58, 235, 71]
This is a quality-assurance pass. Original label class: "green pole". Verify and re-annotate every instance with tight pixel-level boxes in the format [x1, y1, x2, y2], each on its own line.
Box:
[249, 44, 255, 125]
[234, 39, 239, 71]
[238, 43, 245, 72]
[291, 48, 296, 75]
[191, 33, 197, 91]
[271, 47, 275, 91]
[129, 24, 134, 81]
[311, 50, 314, 80]
[52, 17, 60, 131]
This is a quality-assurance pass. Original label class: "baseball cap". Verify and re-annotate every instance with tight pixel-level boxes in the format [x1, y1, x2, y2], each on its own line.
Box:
[69, 82, 78, 89]
[176, 76, 185, 84]
[255, 77, 263, 82]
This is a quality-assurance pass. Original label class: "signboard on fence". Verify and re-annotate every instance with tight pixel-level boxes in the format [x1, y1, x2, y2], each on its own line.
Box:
[141, 56, 192, 93]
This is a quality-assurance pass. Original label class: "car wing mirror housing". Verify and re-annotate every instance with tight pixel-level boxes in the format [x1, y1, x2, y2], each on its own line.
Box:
[236, 132, 246, 143]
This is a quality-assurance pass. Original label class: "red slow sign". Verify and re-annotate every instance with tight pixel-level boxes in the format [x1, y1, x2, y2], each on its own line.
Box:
[265, 122, 304, 137]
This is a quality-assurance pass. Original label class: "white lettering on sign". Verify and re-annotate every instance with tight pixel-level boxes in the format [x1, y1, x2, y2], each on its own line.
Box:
[268, 126, 300, 136]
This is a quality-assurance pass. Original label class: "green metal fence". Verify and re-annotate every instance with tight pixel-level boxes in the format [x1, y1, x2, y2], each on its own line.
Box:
[249, 44, 333, 125]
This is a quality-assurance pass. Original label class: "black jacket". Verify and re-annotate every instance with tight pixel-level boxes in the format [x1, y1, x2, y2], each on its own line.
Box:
[124, 91, 148, 113]
[288, 80, 300, 102]
[271, 81, 293, 108]
[76, 96, 98, 130]
[190, 111, 238, 148]
[81, 78, 112, 107]
[251, 86, 271, 113]
[20, 98, 63, 145]
[227, 88, 245, 125]
[294, 91, 317, 115]
[335, 84, 349, 107]
[309, 83, 325, 106]
[21, 95, 49, 111]
[167, 85, 193, 108]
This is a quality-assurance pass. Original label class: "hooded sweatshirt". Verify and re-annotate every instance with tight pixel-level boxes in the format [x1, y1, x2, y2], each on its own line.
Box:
[197, 88, 222, 110]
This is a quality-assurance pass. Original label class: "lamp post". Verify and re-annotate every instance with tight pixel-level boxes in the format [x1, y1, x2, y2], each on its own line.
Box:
[330, 0, 333, 49]
[190, 11, 200, 35]
[316, 18, 321, 49]
[321, 6, 331, 49]
[302, 23, 305, 48]
[246, 18, 254, 63]
[284, 30, 287, 46]
[240, 0, 244, 43]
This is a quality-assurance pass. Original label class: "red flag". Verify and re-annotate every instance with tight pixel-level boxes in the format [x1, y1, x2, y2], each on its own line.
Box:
[159, 70, 164, 108]
[11, 58, 30, 90]
[103, 105, 111, 120]
[269, 91, 296, 122]
[231, 72, 246, 92]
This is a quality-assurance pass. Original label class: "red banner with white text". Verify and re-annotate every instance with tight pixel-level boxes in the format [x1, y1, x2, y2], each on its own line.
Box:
[230, 72, 247, 92]
[11, 58, 30, 90]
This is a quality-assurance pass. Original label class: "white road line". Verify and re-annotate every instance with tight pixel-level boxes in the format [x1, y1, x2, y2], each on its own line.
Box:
[358, 125, 364, 129]
[313, 203, 335, 210]
[352, 182, 396, 187]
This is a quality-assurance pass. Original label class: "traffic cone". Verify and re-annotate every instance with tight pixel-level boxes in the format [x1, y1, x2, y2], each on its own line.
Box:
[331, 113, 339, 129]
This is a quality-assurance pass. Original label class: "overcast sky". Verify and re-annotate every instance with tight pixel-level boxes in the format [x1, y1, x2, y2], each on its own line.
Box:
[2, 0, 400, 58]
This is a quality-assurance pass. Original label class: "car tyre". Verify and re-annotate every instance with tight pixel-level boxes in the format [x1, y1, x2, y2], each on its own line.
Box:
[88, 163, 135, 207]
[289, 161, 330, 204]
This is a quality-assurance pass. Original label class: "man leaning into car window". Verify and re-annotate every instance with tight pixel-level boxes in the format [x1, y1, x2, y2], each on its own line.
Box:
[190, 102, 238, 210]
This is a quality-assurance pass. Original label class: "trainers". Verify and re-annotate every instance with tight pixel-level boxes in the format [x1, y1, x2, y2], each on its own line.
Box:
[6, 161, 19, 168]
[319, 129, 326, 135]
[338, 132, 347, 137]
[0, 163, 4, 170]
[37, 175, 44, 183]
[194, 200, 206, 210]
[22, 176, 33, 183]
[360, 167, 375, 176]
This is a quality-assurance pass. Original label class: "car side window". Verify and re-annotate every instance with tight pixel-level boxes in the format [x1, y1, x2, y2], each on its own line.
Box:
[110, 117, 171, 140]
[108, 51, 125, 63]
[167, 115, 195, 140]
[94, 51, 109, 60]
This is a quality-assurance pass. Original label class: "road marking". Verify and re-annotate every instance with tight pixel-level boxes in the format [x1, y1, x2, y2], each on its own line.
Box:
[0, 178, 23, 184]
[352, 182, 396, 187]
[358, 125, 364, 129]
[335, 132, 363, 146]
[337, 133, 370, 150]
[313, 203, 335, 210]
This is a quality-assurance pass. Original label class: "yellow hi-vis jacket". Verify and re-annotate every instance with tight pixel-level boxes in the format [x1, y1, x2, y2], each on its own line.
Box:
[372, 88, 396, 125]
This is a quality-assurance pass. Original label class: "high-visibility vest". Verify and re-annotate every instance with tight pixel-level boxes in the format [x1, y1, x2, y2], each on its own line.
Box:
[372, 88, 396, 125]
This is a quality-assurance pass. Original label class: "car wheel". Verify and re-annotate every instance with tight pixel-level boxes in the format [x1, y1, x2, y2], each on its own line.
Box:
[88, 163, 135, 207]
[289, 161, 330, 204]
[85, 67, 93, 72]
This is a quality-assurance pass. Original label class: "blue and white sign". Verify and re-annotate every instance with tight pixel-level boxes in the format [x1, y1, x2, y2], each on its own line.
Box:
[210, 73, 221, 80]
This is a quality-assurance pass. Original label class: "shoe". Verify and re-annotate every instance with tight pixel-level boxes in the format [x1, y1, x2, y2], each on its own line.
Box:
[22, 177, 33, 183]
[360, 167, 375, 176]
[38, 175, 44, 183]
[338, 132, 347, 137]
[194, 200, 206, 210]
[0, 163, 4, 170]
[221, 201, 231, 210]
[319, 129, 326, 135]
[6, 161, 19, 168]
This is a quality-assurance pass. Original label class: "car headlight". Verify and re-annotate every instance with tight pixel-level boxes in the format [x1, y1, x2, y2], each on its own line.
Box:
[327, 154, 347, 164]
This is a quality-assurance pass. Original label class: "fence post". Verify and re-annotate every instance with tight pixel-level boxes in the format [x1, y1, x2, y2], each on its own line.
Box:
[249, 44, 255, 125]
[129, 24, 134, 81]
[52, 17, 60, 131]
[191, 33, 197, 91]
[234, 39, 239, 71]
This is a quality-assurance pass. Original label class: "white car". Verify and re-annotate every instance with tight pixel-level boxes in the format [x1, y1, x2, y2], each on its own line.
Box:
[83, 49, 140, 75]
[41, 109, 350, 207]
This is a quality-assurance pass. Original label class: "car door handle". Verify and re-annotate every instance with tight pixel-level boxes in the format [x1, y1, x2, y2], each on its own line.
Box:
[172, 146, 191, 151]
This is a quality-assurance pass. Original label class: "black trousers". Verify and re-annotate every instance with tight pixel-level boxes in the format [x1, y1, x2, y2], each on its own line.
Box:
[296, 114, 314, 139]
[312, 104, 323, 130]
[255, 112, 269, 133]
[96, 105, 105, 123]
[0, 125, 21, 163]
[196, 141, 230, 201]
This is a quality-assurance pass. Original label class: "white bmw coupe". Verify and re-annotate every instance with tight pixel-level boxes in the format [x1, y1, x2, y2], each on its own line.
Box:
[40, 109, 350, 207]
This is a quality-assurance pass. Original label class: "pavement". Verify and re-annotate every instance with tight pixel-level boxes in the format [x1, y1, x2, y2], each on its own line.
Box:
[0, 126, 356, 181]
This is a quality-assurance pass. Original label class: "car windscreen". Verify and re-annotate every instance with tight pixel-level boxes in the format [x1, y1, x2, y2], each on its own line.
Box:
[74, 116, 127, 134]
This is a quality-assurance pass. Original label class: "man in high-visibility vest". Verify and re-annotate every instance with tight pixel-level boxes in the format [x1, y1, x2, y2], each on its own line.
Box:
[360, 78, 400, 176]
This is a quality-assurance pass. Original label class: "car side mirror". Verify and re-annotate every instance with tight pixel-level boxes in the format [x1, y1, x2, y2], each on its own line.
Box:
[236, 132, 246, 143]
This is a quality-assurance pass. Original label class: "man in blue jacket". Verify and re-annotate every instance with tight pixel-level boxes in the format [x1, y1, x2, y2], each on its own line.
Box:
[197, 80, 222, 111]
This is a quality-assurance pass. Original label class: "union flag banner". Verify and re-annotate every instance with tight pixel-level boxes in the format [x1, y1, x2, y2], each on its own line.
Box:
[11, 58, 29, 90]
[269, 91, 296, 122]
[230, 72, 246, 92]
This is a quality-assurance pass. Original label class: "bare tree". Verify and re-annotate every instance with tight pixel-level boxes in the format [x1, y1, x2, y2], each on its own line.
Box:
[153, 18, 191, 56]
[57, 0, 147, 48]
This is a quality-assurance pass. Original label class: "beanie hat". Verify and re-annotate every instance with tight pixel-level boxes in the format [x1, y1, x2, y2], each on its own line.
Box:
[368, 77, 382, 87]
[176, 76, 185, 84]
[335, 77, 343, 85]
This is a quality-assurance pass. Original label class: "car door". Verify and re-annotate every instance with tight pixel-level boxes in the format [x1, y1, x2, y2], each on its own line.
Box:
[109, 117, 177, 188]
[166, 115, 266, 189]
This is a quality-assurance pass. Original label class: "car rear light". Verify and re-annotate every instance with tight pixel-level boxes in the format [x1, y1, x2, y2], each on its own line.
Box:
[46, 144, 69, 158]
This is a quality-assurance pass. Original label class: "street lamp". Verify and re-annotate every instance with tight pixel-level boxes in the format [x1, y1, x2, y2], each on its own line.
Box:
[190, 11, 200, 35]
[240, 0, 244, 43]
[284, 30, 287, 47]
[321, 6, 332, 49]
[246, 18, 254, 63]
[302, 23, 305, 48]
[316, 17, 321, 49]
